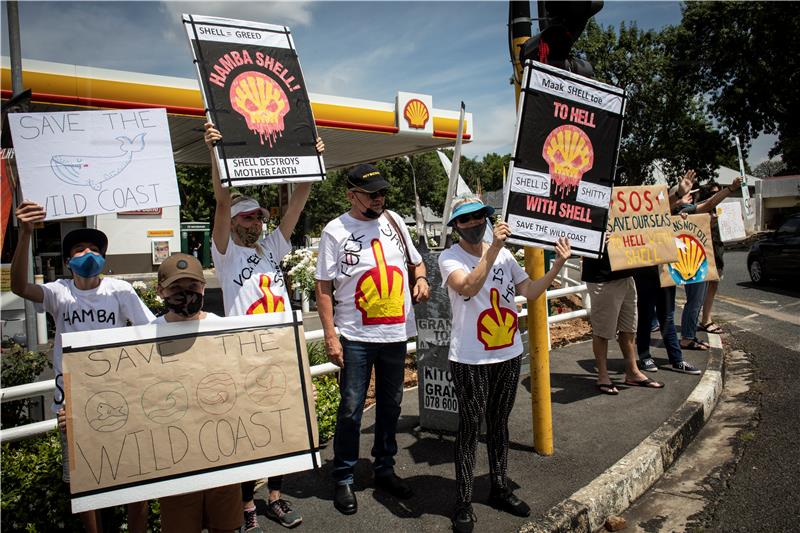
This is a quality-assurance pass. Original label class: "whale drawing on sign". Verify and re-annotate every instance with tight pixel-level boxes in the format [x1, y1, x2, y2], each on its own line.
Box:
[50, 133, 146, 191]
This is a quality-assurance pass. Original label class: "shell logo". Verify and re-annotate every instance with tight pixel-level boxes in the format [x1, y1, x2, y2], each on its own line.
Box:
[355, 239, 405, 325]
[246, 274, 286, 314]
[668, 234, 708, 285]
[542, 125, 594, 198]
[403, 99, 430, 129]
[229, 71, 290, 147]
[476, 288, 518, 351]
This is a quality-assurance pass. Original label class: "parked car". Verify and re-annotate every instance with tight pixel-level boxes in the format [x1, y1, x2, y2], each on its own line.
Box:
[747, 214, 800, 284]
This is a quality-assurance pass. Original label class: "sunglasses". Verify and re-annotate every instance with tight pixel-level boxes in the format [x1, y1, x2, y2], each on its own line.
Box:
[354, 189, 387, 199]
[455, 211, 487, 224]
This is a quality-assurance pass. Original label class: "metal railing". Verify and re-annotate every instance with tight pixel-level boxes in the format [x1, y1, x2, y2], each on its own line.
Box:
[0, 280, 588, 443]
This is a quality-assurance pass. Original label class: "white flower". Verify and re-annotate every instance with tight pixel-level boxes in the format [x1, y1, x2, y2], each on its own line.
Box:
[132, 281, 146, 290]
[155, 295, 163, 304]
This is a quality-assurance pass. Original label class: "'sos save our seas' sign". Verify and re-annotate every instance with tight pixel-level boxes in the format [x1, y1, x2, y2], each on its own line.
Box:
[183, 14, 325, 186]
[502, 61, 626, 257]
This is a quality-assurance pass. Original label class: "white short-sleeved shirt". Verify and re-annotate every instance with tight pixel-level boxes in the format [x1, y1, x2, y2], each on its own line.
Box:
[35, 278, 156, 412]
[151, 312, 221, 324]
[212, 232, 292, 317]
[438, 245, 529, 364]
[315, 210, 422, 342]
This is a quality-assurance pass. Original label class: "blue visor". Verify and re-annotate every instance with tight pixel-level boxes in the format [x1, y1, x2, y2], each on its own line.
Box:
[447, 201, 495, 226]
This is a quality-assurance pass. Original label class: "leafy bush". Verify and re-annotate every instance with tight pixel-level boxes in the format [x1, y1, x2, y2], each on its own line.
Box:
[307, 341, 340, 443]
[1, 431, 83, 532]
[0, 339, 51, 428]
[131, 280, 165, 316]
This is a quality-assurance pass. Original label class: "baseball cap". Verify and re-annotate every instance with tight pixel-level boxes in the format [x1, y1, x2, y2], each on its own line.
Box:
[158, 253, 206, 288]
[447, 195, 495, 226]
[62, 228, 108, 258]
[346, 164, 390, 192]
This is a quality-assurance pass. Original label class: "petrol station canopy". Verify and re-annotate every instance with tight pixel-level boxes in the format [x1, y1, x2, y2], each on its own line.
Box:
[1, 58, 473, 169]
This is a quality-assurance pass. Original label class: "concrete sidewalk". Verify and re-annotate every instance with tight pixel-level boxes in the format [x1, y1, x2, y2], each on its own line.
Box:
[251, 323, 724, 532]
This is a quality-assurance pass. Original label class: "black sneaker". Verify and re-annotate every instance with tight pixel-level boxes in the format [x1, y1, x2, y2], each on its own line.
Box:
[242, 507, 263, 533]
[374, 472, 414, 499]
[488, 488, 530, 517]
[265, 498, 303, 528]
[670, 361, 702, 375]
[641, 357, 658, 372]
[451, 503, 476, 533]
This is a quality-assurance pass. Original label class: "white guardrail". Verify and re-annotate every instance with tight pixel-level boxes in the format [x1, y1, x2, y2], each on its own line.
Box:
[1, 270, 587, 443]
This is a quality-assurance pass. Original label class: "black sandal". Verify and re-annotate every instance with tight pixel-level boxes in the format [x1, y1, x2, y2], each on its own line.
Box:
[699, 322, 723, 334]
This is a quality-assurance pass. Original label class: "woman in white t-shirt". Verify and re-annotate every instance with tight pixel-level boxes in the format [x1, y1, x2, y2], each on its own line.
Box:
[438, 195, 571, 533]
[204, 123, 323, 530]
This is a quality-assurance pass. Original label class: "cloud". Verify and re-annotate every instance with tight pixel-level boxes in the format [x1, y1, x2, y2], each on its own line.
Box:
[461, 100, 517, 159]
[161, 1, 316, 27]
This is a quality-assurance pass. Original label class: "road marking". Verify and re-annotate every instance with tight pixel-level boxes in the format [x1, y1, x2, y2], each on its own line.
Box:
[716, 294, 800, 326]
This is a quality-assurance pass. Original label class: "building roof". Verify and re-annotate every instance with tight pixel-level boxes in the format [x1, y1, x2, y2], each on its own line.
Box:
[1, 57, 473, 170]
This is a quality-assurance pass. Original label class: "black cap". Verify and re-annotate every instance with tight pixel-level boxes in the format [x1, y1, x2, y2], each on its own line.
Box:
[347, 164, 390, 192]
[62, 228, 108, 259]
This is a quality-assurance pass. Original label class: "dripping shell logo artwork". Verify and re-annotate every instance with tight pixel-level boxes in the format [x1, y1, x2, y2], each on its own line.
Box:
[230, 71, 290, 147]
[542, 124, 595, 198]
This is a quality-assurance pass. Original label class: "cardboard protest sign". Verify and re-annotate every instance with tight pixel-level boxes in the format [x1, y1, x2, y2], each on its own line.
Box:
[660, 214, 719, 287]
[183, 14, 325, 186]
[716, 202, 746, 243]
[8, 109, 180, 221]
[502, 61, 626, 257]
[607, 185, 679, 271]
[61, 312, 318, 513]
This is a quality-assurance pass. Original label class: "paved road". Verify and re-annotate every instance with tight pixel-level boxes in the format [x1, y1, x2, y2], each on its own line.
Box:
[623, 250, 800, 532]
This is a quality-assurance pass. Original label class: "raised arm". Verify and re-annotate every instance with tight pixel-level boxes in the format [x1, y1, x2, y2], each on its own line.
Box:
[669, 169, 696, 210]
[278, 137, 324, 241]
[445, 223, 509, 298]
[695, 177, 742, 213]
[10, 201, 45, 303]
[516, 237, 571, 300]
[204, 122, 231, 254]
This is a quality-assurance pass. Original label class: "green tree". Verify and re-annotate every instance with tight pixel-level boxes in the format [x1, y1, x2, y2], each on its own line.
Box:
[672, 1, 800, 173]
[575, 20, 732, 186]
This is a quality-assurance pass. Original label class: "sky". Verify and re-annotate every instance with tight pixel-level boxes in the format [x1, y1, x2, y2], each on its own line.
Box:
[0, 0, 776, 167]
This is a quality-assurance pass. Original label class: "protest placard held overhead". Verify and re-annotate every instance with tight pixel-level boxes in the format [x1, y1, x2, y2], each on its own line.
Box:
[184, 14, 325, 186]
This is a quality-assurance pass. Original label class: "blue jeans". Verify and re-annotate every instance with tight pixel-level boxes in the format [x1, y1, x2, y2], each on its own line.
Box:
[634, 272, 683, 364]
[332, 338, 406, 485]
[681, 282, 708, 340]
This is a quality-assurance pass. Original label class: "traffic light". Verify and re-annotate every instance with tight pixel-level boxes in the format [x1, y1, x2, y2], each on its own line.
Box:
[519, 0, 603, 77]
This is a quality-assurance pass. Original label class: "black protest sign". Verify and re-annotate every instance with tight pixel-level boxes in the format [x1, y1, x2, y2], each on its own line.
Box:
[502, 61, 626, 257]
[184, 14, 325, 186]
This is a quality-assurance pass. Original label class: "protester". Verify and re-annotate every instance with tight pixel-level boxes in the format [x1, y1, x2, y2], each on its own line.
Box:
[11, 201, 154, 533]
[151, 253, 242, 533]
[315, 163, 430, 515]
[438, 195, 570, 532]
[205, 123, 323, 531]
[698, 182, 726, 335]
[674, 176, 742, 350]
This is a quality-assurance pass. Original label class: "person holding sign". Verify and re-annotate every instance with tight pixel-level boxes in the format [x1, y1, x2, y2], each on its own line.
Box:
[438, 195, 571, 533]
[698, 182, 726, 334]
[205, 123, 323, 531]
[315, 164, 430, 515]
[150, 253, 242, 533]
[674, 176, 741, 351]
[11, 201, 155, 533]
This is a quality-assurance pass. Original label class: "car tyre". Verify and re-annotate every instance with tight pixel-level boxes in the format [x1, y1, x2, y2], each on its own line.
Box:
[749, 257, 766, 284]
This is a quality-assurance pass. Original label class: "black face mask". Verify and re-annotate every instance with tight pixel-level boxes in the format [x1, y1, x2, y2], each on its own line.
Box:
[455, 225, 485, 245]
[353, 193, 383, 219]
[164, 290, 204, 317]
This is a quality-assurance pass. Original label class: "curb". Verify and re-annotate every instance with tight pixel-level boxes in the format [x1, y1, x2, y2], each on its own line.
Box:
[518, 333, 725, 533]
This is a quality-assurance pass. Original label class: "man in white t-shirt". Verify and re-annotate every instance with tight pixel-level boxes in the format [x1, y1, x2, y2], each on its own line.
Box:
[315, 163, 430, 515]
[11, 200, 155, 533]
[204, 123, 323, 531]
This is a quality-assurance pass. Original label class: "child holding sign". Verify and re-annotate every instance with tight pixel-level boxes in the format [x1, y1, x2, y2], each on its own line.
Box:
[12, 201, 154, 533]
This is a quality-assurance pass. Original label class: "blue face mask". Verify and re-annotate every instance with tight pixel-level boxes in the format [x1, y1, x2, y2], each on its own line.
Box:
[68, 252, 105, 278]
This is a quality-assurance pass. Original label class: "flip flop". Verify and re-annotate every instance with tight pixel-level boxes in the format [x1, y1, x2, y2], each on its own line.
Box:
[596, 382, 619, 395]
[699, 322, 723, 334]
[681, 338, 709, 350]
[624, 378, 664, 389]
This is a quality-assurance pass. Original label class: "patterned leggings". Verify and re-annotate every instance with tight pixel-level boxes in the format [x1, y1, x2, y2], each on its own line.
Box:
[451, 356, 521, 505]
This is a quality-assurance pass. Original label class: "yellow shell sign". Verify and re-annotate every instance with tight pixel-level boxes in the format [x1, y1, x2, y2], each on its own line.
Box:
[403, 99, 430, 129]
